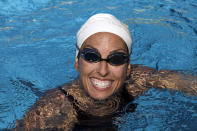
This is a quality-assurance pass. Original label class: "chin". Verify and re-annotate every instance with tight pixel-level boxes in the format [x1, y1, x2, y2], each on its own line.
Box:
[88, 93, 109, 101]
[89, 91, 120, 101]
[92, 95, 109, 101]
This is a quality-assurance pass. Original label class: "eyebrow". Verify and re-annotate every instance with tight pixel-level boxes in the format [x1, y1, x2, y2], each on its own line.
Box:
[82, 44, 128, 54]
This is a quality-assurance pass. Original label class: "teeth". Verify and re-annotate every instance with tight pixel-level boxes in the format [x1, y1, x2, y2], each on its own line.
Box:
[91, 78, 111, 88]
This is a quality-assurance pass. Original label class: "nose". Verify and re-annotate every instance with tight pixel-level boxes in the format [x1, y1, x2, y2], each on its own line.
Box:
[97, 60, 109, 77]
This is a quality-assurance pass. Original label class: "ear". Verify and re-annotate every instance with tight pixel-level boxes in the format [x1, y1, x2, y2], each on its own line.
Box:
[74, 58, 79, 71]
[126, 63, 131, 77]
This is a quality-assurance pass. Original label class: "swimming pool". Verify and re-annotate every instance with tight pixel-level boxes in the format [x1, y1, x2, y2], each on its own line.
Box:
[0, 0, 197, 130]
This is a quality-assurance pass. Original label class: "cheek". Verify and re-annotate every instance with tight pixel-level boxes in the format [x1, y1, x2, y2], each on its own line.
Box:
[78, 59, 95, 75]
[111, 65, 128, 79]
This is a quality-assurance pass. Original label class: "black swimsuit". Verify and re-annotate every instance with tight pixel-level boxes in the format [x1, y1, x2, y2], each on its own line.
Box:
[59, 86, 137, 131]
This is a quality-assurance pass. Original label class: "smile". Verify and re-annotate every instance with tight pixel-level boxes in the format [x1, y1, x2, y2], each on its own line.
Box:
[90, 78, 112, 90]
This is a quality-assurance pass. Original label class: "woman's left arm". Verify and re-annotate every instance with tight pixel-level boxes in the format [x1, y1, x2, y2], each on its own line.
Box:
[126, 64, 156, 97]
[126, 64, 197, 97]
[149, 69, 197, 96]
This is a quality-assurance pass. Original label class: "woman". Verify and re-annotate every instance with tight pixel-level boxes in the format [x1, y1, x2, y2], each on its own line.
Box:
[15, 13, 197, 131]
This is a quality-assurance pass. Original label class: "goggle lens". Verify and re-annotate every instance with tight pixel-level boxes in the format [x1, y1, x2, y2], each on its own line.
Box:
[82, 48, 100, 62]
[80, 48, 129, 66]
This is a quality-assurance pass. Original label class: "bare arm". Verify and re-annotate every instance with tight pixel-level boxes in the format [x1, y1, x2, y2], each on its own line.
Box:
[15, 86, 78, 131]
[150, 69, 197, 96]
[126, 64, 156, 97]
[126, 64, 197, 97]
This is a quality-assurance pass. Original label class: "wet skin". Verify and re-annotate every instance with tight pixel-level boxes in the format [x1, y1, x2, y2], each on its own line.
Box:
[74, 32, 131, 100]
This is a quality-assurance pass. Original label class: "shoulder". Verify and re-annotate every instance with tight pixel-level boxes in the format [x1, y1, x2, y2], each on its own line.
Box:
[126, 64, 156, 97]
[16, 81, 78, 130]
[130, 64, 156, 82]
[130, 64, 156, 76]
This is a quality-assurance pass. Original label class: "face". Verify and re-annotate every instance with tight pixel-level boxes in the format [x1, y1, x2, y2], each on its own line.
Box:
[75, 32, 131, 100]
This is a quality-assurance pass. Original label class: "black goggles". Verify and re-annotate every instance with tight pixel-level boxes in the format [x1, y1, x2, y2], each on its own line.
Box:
[77, 47, 129, 66]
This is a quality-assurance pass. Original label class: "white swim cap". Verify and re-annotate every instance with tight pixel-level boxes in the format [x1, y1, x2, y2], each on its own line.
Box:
[76, 13, 132, 56]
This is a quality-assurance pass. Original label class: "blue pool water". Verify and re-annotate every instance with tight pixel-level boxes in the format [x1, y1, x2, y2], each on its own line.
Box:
[0, 0, 197, 130]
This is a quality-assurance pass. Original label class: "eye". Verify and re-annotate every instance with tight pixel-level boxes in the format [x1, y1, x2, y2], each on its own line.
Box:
[81, 48, 101, 62]
[108, 52, 129, 65]
[85, 52, 100, 62]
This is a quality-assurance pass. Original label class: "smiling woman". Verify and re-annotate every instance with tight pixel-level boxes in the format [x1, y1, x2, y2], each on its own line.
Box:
[74, 13, 132, 101]
[14, 13, 197, 130]
[75, 32, 130, 100]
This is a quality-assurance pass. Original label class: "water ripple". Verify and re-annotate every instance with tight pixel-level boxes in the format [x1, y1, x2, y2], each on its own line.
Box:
[0, 0, 197, 129]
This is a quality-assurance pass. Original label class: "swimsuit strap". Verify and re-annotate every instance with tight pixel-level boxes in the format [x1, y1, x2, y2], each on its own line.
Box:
[58, 85, 137, 130]
[58, 86, 118, 129]
[58, 86, 83, 114]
